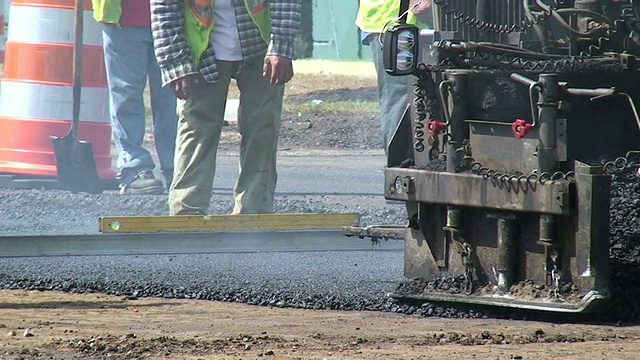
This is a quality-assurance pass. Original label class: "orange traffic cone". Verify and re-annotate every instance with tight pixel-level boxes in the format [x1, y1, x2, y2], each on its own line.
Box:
[0, 0, 115, 184]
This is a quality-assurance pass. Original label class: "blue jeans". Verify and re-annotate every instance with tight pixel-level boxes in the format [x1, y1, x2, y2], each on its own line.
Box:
[102, 25, 178, 185]
[370, 35, 410, 153]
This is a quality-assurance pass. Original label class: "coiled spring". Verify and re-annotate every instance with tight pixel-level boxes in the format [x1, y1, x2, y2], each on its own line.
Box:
[469, 161, 575, 192]
[433, 0, 557, 35]
[581, 15, 627, 57]
[458, 51, 587, 72]
[413, 66, 429, 153]
[603, 151, 640, 173]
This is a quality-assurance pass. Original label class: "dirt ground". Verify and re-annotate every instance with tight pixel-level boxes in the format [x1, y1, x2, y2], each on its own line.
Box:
[1, 290, 639, 360]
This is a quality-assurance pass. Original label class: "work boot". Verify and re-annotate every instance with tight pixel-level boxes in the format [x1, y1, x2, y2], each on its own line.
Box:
[119, 170, 165, 195]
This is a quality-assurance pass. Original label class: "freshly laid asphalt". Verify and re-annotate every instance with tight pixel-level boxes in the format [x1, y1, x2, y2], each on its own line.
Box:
[0, 150, 482, 318]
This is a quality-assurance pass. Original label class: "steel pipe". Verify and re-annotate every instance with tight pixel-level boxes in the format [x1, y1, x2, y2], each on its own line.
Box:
[497, 216, 518, 293]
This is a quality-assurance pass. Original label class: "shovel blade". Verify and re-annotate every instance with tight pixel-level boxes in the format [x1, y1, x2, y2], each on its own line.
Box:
[51, 135, 104, 194]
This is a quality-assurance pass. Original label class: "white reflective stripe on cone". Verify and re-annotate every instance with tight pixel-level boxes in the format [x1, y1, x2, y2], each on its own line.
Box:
[8, 6, 101, 46]
[0, 81, 109, 123]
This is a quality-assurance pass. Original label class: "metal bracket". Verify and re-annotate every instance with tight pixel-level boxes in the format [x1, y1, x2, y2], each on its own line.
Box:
[556, 118, 568, 161]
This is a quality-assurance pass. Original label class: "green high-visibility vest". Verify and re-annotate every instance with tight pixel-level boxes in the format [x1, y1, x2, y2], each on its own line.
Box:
[356, 0, 417, 34]
[92, 0, 272, 66]
[185, 0, 271, 65]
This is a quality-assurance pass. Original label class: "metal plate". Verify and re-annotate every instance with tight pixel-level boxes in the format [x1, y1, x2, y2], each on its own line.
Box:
[385, 169, 570, 215]
[0, 230, 404, 258]
[342, 225, 405, 240]
[390, 291, 605, 314]
[469, 120, 539, 173]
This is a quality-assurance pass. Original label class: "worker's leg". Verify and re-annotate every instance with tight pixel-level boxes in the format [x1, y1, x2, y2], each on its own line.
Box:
[232, 57, 284, 214]
[168, 62, 234, 215]
[370, 36, 409, 153]
[147, 37, 178, 189]
[102, 25, 163, 194]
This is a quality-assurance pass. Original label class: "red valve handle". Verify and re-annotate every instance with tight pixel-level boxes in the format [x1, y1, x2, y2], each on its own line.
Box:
[511, 119, 533, 139]
[427, 120, 447, 137]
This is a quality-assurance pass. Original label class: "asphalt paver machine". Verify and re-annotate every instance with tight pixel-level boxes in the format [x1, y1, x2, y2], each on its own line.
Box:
[381, 0, 640, 312]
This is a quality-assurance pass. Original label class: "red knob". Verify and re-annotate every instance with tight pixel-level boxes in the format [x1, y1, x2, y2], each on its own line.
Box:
[427, 120, 447, 137]
[511, 119, 533, 138]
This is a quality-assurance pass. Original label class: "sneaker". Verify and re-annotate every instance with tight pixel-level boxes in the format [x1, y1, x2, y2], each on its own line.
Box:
[119, 170, 165, 195]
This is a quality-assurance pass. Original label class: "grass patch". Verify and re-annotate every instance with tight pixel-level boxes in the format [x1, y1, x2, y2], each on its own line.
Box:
[230, 73, 376, 98]
[283, 100, 378, 114]
[285, 73, 376, 96]
[144, 73, 378, 119]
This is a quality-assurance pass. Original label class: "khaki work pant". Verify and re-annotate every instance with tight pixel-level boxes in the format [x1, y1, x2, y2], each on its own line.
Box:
[168, 58, 284, 215]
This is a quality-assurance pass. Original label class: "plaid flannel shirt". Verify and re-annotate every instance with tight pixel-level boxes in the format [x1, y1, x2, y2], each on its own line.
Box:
[151, 0, 301, 87]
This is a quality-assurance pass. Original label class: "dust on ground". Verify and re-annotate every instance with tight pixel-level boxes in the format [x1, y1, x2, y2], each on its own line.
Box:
[2, 290, 640, 360]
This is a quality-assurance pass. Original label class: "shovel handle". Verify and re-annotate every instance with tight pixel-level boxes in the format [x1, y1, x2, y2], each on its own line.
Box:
[71, 0, 84, 138]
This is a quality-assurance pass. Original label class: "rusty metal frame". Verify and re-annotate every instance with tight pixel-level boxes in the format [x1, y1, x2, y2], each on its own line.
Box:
[384, 169, 570, 215]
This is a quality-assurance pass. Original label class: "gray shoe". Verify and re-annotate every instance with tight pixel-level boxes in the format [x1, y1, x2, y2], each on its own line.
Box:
[119, 170, 165, 195]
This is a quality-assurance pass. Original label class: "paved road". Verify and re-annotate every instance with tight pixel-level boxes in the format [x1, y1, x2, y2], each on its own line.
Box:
[214, 149, 387, 196]
[0, 250, 406, 311]
[0, 149, 411, 312]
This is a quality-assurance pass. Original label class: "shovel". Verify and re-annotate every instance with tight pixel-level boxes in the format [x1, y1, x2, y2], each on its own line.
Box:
[51, 0, 103, 194]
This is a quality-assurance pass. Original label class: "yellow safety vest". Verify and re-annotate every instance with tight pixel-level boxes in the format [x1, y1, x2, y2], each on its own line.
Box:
[356, 0, 417, 34]
[185, 0, 271, 65]
[92, 0, 122, 25]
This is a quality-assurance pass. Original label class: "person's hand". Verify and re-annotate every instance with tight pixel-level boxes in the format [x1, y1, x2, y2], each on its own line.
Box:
[411, 0, 431, 14]
[263, 55, 294, 85]
[171, 74, 202, 100]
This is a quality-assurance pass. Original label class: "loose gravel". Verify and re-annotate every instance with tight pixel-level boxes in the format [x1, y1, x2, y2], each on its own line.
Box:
[0, 251, 483, 319]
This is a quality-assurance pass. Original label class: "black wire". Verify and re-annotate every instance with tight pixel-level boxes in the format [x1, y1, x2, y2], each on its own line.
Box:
[432, 0, 558, 34]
